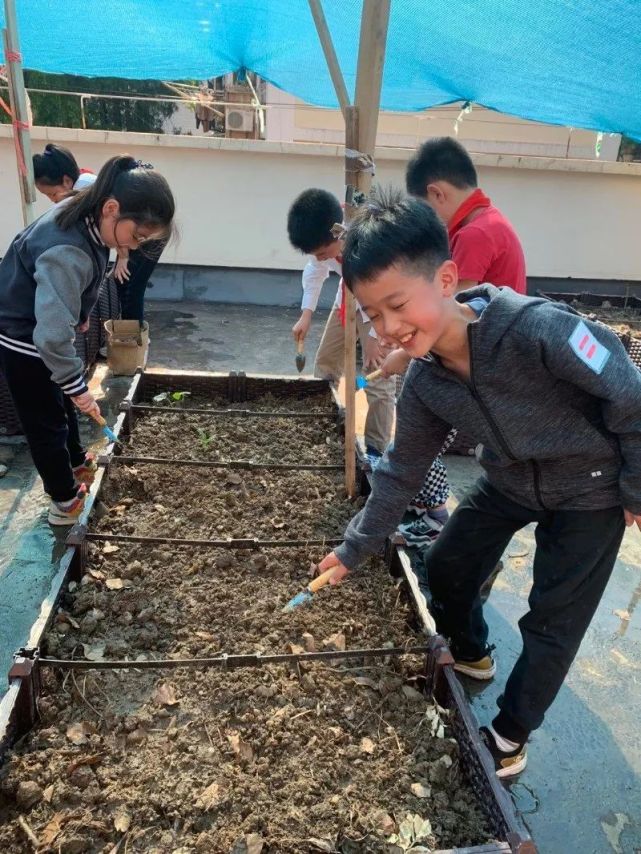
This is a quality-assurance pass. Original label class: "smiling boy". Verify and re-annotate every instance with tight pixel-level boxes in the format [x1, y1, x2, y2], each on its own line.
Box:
[318, 191, 641, 778]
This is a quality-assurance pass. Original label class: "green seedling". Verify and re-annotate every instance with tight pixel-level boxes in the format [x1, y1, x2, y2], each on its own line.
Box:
[152, 390, 192, 407]
[197, 427, 214, 451]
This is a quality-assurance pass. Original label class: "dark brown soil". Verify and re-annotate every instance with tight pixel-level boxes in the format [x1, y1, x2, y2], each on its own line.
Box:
[125, 412, 343, 465]
[96, 466, 360, 542]
[42, 545, 416, 663]
[0, 546, 492, 852]
[145, 390, 337, 413]
[0, 383, 496, 853]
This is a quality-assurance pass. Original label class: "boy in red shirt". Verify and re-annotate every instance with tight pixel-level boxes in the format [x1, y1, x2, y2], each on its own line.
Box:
[406, 137, 526, 294]
[382, 138, 527, 537]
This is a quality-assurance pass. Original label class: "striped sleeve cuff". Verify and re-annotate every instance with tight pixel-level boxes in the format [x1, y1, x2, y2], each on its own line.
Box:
[60, 374, 89, 397]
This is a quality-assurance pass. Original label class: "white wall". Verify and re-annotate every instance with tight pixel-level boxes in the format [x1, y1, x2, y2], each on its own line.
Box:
[4, 125, 641, 280]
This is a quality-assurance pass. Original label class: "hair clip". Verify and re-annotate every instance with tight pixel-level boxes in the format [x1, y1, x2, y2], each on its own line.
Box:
[135, 160, 154, 170]
[331, 222, 347, 240]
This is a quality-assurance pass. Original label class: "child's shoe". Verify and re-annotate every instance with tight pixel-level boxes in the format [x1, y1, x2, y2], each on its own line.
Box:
[72, 454, 98, 486]
[48, 485, 87, 526]
[453, 646, 496, 681]
[480, 726, 527, 778]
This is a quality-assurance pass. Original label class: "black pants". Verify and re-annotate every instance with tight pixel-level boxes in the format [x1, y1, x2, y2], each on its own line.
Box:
[0, 346, 85, 502]
[424, 477, 625, 743]
[119, 242, 164, 323]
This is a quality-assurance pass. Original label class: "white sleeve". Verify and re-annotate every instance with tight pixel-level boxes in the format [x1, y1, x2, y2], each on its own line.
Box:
[301, 258, 332, 312]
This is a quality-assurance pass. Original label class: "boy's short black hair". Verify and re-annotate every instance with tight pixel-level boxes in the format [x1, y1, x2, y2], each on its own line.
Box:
[406, 137, 478, 197]
[287, 188, 343, 254]
[342, 187, 450, 291]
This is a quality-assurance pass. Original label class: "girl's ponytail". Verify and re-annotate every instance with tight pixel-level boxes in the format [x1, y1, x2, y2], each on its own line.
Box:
[55, 154, 175, 241]
[32, 144, 80, 186]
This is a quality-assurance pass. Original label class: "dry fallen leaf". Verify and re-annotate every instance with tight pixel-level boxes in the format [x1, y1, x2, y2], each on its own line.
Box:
[613, 609, 631, 621]
[227, 730, 253, 762]
[153, 682, 179, 706]
[231, 835, 265, 854]
[196, 781, 222, 810]
[113, 805, 132, 833]
[66, 721, 96, 745]
[195, 631, 216, 642]
[40, 812, 65, 846]
[88, 568, 106, 581]
[102, 542, 120, 554]
[42, 784, 54, 803]
[360, 737, 375, 754]
[322, 632, 346, 652]
[410, 782, 431, 799]
[108, 578, 134, 590]
[83, 642, 106, 662]
[353, 676, 378, 691]
[66, 752, 103, 777]
[270, 518, 286, 529]
[306, 839, 335, 853]
[402, 685, 425, 703]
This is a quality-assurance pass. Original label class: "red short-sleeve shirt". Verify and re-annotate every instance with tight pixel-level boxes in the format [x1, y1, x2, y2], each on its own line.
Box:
[450, 204, 527, 294]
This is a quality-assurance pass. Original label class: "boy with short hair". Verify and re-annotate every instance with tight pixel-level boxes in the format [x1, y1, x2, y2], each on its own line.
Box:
[318, 190, 641, 778]
[406, 136, 526, 294]
[287, 188, 395, 459]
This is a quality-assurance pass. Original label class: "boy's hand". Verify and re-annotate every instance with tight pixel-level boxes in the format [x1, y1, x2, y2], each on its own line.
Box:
[292, 309, 313, 343]
[72, 391, 101, 420]
[316, 551, 350, 585]
[624, 509, 641, 531]
[114, 255, 131, 283]
[363, 336, 386, 371]
[380, 347, 412, 378]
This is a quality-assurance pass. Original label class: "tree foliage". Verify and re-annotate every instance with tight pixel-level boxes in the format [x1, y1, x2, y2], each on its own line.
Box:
[1, 70, 179, 132]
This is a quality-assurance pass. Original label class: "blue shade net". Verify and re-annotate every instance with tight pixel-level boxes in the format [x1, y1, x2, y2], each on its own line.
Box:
[2, 0, 640, 139]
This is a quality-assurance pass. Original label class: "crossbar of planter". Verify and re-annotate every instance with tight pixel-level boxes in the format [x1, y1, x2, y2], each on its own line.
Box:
[38, 644, 433, 672]
[124, 403, 337, 420]
[66, 525, 344, 550]
[108, 455, 344, 472]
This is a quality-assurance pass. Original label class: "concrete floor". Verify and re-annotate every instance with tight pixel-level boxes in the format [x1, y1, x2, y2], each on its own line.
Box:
[0, 300, 640, 853]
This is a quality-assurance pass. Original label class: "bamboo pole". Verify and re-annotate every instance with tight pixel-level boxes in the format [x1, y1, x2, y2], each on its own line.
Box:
[3, 0, 36, 226]
[307, 0, 350, 117]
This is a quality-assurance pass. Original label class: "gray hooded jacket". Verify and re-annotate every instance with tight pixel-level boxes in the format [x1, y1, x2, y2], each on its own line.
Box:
[335, 285, 641, 571]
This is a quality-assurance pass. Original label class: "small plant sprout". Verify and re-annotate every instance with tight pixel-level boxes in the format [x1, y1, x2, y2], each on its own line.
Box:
[151, 390, 192, 407]
[197, 428, 214, 451]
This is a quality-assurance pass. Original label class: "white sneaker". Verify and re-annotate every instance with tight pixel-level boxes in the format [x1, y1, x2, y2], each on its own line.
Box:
[48, 485, 87, 526]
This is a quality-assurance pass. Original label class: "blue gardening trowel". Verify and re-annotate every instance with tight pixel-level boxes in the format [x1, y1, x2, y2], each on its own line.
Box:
[355, 368, 383, 391]
[282, 567, 338, 612]
[91, 412, 120, 445]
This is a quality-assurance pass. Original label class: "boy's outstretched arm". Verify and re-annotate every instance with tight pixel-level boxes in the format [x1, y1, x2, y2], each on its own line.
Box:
[319, 371, 452, 580]
[536, 310, 641, 527]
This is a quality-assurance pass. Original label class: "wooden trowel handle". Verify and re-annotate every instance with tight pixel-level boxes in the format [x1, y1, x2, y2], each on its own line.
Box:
[365, 368, 383, 383]
[309, 567, 339, 593]
[297, 339, 305, 354]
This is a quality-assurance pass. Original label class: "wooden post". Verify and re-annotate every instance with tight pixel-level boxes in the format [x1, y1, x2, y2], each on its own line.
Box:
[342, 105, 359, 496]
[307, 0, 390, 497]
[354, 0, 391, 172]
[3, 0, 36, 226]
[342, 0, 391, 496]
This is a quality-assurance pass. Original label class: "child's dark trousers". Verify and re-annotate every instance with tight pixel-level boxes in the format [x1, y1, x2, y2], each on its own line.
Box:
[0, 346, 85, 502]
[424, 477, 625, 743]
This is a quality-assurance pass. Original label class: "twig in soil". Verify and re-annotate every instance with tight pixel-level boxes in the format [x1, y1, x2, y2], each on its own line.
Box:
[17, 816, 40, 850]
[71, 669, 103, 719]
[203, 722, 215, 748]
[290, 708, 314, 722]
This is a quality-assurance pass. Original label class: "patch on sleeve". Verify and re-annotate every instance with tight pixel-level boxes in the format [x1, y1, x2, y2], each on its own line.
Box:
[568, 320, 610, 374]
